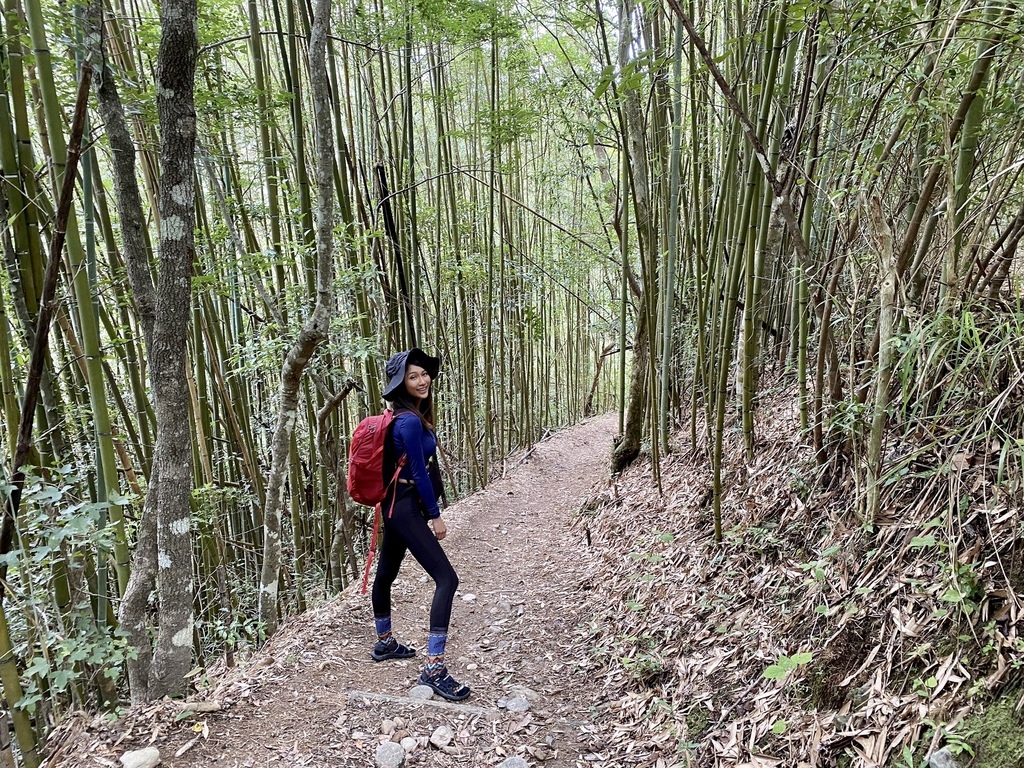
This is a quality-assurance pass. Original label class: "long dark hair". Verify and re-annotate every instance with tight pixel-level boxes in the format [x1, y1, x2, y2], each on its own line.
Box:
[392, 388, 435, 431]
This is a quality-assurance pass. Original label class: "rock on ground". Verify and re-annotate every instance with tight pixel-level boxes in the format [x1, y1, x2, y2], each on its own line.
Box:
[120, 747, 160, 768]
[374, 740, 405, 768]
[928, 748, 958, 768]
[429, 725, 454, 748]
[499, 695, 531, 712]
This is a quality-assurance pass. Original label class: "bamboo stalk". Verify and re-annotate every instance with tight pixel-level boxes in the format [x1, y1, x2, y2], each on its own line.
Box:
[0, 56, 91, 767]
[865, 197, 896, 524]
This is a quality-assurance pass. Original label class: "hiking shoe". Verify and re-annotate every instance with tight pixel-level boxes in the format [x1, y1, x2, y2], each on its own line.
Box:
[370, 637, 416, 662]
[418, 668, 471, 701]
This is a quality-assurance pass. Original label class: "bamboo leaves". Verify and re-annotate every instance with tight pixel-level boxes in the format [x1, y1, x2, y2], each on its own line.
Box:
[12, 0, 1016, 735]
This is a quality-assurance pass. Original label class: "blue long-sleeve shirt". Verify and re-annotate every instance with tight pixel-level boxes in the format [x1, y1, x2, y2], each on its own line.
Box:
[391, 412, 441, 518]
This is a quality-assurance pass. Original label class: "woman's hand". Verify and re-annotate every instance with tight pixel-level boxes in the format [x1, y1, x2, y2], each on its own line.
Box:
[430, 517, 447, 541]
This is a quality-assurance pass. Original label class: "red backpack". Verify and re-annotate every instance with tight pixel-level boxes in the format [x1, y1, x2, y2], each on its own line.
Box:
[348, 410, 405, 593]
[347, 409, 402, 506]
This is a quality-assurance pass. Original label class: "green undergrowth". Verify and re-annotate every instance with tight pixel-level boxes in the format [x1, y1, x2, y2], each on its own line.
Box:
[963, 693, 1024, 768]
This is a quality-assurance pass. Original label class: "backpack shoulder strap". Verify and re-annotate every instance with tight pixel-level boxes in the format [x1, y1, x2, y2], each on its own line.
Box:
[381, 411, 406, 515]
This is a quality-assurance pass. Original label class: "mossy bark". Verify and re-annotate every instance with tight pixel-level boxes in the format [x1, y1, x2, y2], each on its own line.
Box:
[611, 314, 649, 475]
[87, 0, 160, 701]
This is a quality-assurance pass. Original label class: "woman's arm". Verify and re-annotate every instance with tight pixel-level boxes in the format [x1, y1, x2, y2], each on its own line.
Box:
[393, 414, 441, 518]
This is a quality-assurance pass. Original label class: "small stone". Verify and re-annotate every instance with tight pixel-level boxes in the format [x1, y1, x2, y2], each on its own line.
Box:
[467, 663, 479, 670]
[510, 686, 541, 701]
[496, 757, 529, 768]
[408, 685, 434, 701]
[120, 748, 160, 768]
[429, 725, 454, 748]
[847, 686, 870, 709]
[928, 748, 958, 768]
[503, 696, 531, 712]
[400, 736, 418, 753]
[462, 593, 477, 602]
[497, 601, 512, 613]
[374, 741, 406, 768]
[381, 719, 397, 736]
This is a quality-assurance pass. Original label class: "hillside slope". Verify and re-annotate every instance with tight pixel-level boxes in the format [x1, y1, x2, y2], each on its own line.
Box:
[37, 395, 1024, 768]
[575, 388, 1023, 767]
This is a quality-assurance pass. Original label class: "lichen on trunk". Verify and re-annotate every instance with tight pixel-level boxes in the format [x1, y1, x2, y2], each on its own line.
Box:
[146, 0, 198, 700]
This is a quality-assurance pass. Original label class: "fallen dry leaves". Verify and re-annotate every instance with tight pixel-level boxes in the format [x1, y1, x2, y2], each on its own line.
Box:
[572, 386, 1022, 767]
[34, 401, 1023, 768]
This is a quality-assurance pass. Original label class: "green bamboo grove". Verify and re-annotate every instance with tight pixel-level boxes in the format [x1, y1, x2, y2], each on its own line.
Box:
[0, 0, 1021, 756]
[0, 0, 619, 743]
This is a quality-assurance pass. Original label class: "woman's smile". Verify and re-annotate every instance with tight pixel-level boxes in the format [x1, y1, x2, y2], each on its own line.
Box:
[404, 364, 431, 401]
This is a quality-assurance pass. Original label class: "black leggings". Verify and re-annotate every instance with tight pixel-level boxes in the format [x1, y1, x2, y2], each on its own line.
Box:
[371, 488, 459, 633]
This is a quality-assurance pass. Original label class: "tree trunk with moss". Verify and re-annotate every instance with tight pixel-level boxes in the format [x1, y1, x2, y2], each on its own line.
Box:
[86, 0, 159, 702]
[611, 314, 649, 474]
[610, 0, 656, 476]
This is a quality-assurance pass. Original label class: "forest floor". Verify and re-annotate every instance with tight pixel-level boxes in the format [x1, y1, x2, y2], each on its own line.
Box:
[39, 390, 1024, 768]
[43, 412, 624, 768]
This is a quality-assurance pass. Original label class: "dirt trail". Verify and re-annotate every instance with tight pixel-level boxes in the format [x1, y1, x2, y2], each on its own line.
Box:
[49, 413, 617, 768]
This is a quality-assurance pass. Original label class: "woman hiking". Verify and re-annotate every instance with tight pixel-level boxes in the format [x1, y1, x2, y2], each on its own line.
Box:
[369, 348, 471, 702]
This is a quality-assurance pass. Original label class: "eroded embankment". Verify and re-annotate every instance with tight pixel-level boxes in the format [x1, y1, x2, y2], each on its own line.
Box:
[574, 388, 1022, 767]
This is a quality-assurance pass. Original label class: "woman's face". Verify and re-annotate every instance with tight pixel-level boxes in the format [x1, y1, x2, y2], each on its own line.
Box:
[403, 363, 431, 402]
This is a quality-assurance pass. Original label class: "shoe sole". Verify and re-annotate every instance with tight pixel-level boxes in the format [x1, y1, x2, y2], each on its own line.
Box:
[419, 677, 471, 701]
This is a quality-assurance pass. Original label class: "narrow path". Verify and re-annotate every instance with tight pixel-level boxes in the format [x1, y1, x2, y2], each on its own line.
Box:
[78, 413, 616, 768]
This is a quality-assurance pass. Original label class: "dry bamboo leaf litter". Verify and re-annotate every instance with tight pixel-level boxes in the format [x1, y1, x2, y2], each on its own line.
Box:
[572, 389, 1022, 767]
[43, 415, 634, 768]
[35, 402, 1023, 768]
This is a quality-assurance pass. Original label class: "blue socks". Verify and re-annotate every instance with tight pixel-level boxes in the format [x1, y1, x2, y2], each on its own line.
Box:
[427, 631, 447, 657]
[375, 616, 393, 642]
[376, 619, 451, 671]
[425, 631, 448, 677]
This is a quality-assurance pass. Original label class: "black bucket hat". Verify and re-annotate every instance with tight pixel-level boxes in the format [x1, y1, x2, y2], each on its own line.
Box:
[382, 348, 441, 401]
